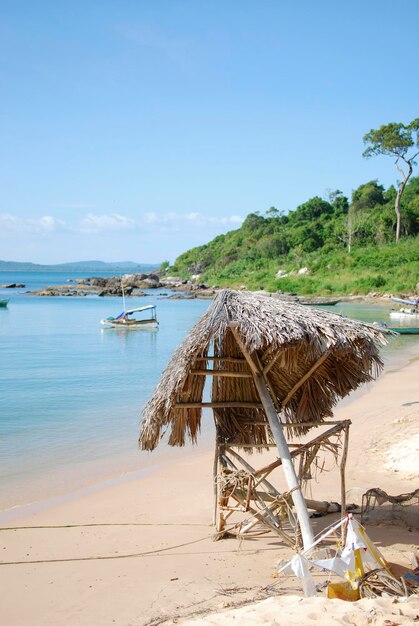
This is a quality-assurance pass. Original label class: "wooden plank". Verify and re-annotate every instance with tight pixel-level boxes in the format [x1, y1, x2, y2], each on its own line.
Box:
[229, 420, 348, 428]
[194, 356, 245, 363]
[174, 401, 263, 409]
[262, 351, 282, 376]
[190, 370, 253, 378]
[224, 421, 350, 478]
[231, 488, 339, 514]
[225, 443, 278, 448]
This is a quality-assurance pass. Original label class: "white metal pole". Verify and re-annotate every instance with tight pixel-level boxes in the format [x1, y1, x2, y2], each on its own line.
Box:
[252, 370, 315, 550]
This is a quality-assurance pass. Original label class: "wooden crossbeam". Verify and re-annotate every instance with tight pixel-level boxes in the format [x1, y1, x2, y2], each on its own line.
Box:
[281, 350, 331, 408]
[223, 420, 350, 478]
[174, 401, 263, 409]
[190, 370, 253, 378]
[262, 351, 282, 376]
[194, 356, 247, 364]
[232, 420, 349, 428]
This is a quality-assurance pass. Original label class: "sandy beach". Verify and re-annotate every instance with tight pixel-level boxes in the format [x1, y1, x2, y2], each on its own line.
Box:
[1, 348, 418, 625]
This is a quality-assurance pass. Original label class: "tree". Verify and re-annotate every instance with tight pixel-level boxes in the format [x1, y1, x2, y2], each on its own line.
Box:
[337, 210, 360, 253]
[351, 180, 385, 211]
[363, 119, 419, 242]
[265, 206, 280, 217]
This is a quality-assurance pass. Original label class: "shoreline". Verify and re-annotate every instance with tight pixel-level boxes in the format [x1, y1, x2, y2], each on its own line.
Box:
[1, 335, 418, 523]
[0, 438, 214, 525]
[1, 344, 418, 625]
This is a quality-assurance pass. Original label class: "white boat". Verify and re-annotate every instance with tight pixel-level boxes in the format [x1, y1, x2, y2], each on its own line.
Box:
[390, 296, 419, 320]
[390, 308, 419, 319]
[101, 305, 158, 329]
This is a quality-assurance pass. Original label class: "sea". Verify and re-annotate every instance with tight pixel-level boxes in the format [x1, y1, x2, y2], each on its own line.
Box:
[1, 271, 418, 518]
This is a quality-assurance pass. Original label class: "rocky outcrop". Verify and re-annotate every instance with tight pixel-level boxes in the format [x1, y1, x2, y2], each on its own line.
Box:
[27, 272, 215, 298]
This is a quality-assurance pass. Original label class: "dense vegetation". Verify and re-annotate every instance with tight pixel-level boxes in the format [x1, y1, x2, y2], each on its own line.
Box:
[169, 178, 419, 295]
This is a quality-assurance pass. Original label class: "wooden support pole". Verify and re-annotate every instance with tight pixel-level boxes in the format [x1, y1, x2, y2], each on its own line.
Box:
[229, 325, 314, 550]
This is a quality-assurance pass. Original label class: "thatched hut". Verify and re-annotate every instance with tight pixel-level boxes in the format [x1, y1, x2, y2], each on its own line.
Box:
[139, 290, 386, 549]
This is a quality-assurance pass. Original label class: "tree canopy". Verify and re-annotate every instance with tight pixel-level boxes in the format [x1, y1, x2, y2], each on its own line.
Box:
[170, 176, 419, 294]
[363, 119, 419, 242]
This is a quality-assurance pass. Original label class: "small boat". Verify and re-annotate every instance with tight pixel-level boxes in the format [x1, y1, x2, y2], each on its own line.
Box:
[298, 299, 340, 306]
[0, 298, 9, 308]
[101, 305, 158, 329]
[390, 308, 419, 319]
[387, 326, 419, 335]
[372, 321, 419, 335]
[390, 296, 419, 319]
[391, 297, 419, 306]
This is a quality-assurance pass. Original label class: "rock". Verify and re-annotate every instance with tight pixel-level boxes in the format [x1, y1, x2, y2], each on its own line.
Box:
[135, 279, 161, 289]
[0, 283, 25, 288]
[275, 270, 288, 279]
[188, 262, 206, 274]
[29, 272, 166, 297]
[298, 267, 309, 275]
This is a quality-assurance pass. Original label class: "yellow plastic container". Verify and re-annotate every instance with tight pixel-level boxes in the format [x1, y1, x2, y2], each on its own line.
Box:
[327, 581, 360, 602]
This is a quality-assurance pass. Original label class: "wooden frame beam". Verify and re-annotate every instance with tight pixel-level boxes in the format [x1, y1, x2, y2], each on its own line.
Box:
[174, 401, 263, 409]
[194, 356, 247, 364]
[230, 420, 349, 428]
[190, 370, 253, 378]
[281, 350, 331, 408]
[262, 351, 282, 376]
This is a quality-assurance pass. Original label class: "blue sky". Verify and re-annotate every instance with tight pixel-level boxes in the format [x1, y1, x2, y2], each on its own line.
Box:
[1, 1, 418, 264]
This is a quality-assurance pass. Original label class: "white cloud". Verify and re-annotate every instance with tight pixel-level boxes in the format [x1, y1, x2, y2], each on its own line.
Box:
[0, 213, 23, 233]
[34, 216, 65, 232]
[79, 213, 136, 234]
[142, 211, 244, 229]
[0, 213, 66, 235]
[143, 212, 159, 224]
[0, 211, 243, 263]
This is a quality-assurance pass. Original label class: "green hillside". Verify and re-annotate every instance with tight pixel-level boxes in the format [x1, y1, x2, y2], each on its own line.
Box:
[171, 178, 419, 295]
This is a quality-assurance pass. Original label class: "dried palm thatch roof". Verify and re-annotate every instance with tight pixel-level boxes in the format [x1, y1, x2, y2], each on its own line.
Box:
[139, 290, 386, 451]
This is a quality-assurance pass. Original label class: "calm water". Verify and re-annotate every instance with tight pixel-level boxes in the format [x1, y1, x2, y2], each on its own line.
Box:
[1, 273, 418, 514]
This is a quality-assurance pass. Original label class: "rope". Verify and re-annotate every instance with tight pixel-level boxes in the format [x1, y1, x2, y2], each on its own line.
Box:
[0, 535, 280, 567]
[0, 534, 212, 566]
[0, 517, 282, 567]
[0, 522, 208, 532]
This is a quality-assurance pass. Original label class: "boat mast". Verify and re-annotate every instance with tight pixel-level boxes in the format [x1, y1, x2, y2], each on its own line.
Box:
[122, 278, 126, 311]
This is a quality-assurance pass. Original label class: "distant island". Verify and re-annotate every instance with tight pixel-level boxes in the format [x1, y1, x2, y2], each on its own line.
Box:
[0, 260, 160, 273]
